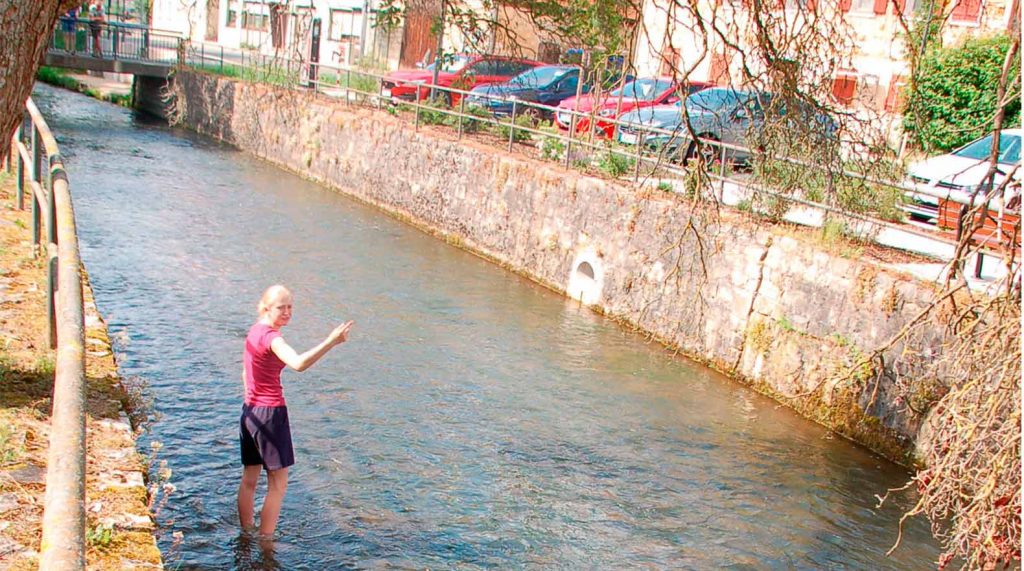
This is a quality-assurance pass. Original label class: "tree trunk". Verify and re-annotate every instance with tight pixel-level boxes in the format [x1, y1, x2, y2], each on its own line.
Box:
[0, 0, 80, 157]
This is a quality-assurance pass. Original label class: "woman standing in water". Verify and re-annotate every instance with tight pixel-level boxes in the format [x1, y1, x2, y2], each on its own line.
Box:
[238, 285, 354, 538]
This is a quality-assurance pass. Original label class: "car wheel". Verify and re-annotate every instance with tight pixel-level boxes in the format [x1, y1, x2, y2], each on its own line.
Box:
[685, 136, 720, 167]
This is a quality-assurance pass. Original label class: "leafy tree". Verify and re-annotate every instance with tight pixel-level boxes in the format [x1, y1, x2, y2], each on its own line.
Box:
[903, 35, 1021, 152]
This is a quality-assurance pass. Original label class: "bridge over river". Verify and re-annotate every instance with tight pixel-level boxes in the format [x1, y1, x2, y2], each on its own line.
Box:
[33, 82, 942, 569]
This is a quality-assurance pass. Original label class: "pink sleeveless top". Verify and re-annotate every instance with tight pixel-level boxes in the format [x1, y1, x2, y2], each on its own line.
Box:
[243, 322, 287, 406]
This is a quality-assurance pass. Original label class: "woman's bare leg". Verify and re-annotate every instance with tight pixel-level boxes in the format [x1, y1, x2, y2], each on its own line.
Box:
[237, 465, 262, 530]
[259, 467, 289, 537]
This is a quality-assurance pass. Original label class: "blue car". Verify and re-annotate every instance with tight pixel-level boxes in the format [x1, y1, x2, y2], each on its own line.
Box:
[465, 65, 587, 120]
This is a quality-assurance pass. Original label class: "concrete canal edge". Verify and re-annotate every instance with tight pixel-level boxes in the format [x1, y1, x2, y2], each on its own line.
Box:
[0, 174, 162, 565]
[170, 70, 954, 467]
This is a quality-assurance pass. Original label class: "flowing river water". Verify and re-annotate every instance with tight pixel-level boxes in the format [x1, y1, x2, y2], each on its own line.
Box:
[35, 83, 941, 569]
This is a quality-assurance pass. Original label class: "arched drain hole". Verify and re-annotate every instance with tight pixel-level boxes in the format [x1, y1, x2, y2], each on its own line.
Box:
[576, 261, 595, 280]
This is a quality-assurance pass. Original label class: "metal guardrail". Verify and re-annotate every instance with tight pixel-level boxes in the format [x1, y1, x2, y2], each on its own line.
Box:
[50, 19, 184, 64]
[8, 99, 86, 570]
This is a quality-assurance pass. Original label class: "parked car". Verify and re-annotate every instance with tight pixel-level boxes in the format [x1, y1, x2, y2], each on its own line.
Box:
[616, 87, 835, 164]
[904, 129, 1022, 224]
[554, 78, 712, 138]
[464, 65, 584, 119]
[381, 54, 542, 106]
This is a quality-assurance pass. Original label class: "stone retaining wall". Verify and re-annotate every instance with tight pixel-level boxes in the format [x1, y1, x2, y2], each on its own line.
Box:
[172, 71, 948, 464]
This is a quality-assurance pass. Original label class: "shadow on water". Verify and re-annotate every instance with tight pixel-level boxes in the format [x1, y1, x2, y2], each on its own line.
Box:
[31, 82, 943, 569]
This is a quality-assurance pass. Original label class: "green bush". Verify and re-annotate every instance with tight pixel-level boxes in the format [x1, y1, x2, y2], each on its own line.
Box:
[451, 104, 493, 133]
[417, 98, 450, 126]
[36, 66, 80, 90]
[496, 114, 533, 143]
[903, 35, 1021, 152]
[597, 150, 634, 177]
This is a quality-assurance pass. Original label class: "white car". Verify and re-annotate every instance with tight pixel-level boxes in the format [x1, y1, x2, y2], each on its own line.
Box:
[904, 129, 1022, 224]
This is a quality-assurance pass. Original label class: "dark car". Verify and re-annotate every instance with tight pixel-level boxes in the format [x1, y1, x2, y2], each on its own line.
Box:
[464, 65, 584, 119]
[381, 54, 543, 106]
[617, 88, 836, 163]
[554, 78, 712, 138]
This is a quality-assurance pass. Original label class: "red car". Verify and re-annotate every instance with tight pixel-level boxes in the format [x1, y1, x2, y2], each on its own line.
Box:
[554, 77, 713, 138]
[382, 54, 543, 106]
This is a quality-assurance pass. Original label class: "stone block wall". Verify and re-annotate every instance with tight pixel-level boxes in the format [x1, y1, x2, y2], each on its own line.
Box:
[172, 71, 948, 464]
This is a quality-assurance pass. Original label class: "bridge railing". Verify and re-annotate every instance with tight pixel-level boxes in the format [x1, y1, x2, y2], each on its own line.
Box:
[8, 99, 87, 570]
[50, 19, 183, 65]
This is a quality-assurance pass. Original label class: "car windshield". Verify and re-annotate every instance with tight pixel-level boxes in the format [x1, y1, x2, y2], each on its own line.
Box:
[610, 79, 674, 100]
[509, 66, 572, 88]
[953, 133, 1021, 165]
[425, 55, 472, 73]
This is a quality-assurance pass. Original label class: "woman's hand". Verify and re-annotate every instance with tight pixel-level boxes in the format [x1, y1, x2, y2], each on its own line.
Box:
[328, 321, 354, 346]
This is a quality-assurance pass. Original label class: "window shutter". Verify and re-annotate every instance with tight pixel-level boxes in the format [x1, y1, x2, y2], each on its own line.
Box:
[952, 0, 983, 21]
[709, 52, 729, 86]
[832, 75, 857, 104]
[840, 0, 853, 12]
[884, 74, 905, 112]
[806, 0, 818, 12]
[873, 0, 888, 14]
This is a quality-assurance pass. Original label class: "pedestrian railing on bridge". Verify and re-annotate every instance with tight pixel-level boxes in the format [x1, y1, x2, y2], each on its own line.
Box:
[7, 99, 87, 570]
[50, 19, 184, 66]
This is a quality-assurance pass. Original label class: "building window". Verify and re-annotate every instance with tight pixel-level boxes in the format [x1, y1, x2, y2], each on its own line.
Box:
[660, 46, 681, 77]
[844, 0, 877, 13]
[242, 2, 269, 31]
[951, 0, 983, 22]
[227, 0, 239, 27]
[884, 74, 907, 112]
[329, 8, 363, 41]
[832, 74, 858, 105]
[708, 51, 730, 85]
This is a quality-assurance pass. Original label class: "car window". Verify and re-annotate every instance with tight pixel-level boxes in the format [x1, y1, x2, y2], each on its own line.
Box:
[611, 78, 674, 100]
[468, 59, 501, 75]
[954, 134, 1022, 165]
[556, 73, 579, 92]
[685, 88, 741, 112]
[509, 61, 535, 76]
[425, 55, 472, 73]
[509, 66, 571, 88]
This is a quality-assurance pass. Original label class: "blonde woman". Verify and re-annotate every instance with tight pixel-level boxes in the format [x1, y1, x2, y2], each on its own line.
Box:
[237, 285, 353, 538]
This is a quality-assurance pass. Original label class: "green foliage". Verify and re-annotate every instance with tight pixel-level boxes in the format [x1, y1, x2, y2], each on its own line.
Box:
[417, 99, 450, 126]
[496, 114, 533, 143]
[656, 181, 673, 193]
[452, 104, 493, 133]
[903, 35, 1021, 152]
[0, 416, 21, 465]
[33, 355, 55, 376]
[597, 149, 634, 177]
[540, 134, 566, 160]
[86, 523, 114, 548]
[36, 66, 80, 90]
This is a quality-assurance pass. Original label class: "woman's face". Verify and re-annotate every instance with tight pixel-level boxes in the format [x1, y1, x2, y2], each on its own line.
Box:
[264, 293, 293, 329]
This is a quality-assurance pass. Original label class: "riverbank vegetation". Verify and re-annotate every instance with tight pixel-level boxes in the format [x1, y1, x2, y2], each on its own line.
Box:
[35, 66, 132, 107]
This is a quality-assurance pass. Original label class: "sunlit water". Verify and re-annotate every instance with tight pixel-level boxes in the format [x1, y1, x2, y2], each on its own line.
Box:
[34, 83, 940, 569]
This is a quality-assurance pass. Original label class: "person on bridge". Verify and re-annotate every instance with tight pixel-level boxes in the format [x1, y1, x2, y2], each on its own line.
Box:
[237, 285, 354, 538]
[88, 0, 105, 58]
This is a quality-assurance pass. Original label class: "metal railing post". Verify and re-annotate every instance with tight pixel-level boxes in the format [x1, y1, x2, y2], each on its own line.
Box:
[31, 126, 41, 249]
[220, 45, 224, 73]
[633, 135, 642, 182]
[457, 96, 465, 140]
[508, 100, 518, 152]
[566, 113, 577, 168]
[15, 125, 24, 210]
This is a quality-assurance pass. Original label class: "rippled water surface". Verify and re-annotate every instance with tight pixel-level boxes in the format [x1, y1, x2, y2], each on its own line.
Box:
[35, 83, 940, 569]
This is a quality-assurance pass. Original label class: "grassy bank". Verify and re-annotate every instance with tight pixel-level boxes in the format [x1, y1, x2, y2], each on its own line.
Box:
[35, 66, 133, 107]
